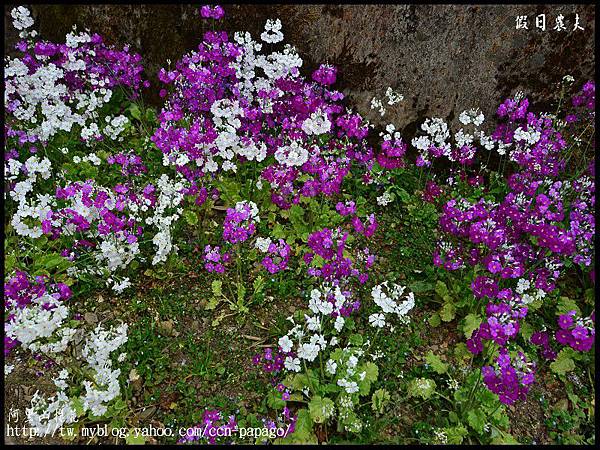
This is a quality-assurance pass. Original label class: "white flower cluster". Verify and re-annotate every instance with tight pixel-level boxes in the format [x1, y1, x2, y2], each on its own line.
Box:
[5, 293, 72, 353]
[370, 282, 415, 328]
[380, 123, 401, 142]
[95, 235, 140, 272]
[515, 278, 546, 305]
[385, 87, 404, 105]
[8, 156, 54, 239]
[261, 19, 284, 44]
[11, 6, 36, 36]
[72, 152, 102, 166]
[103, 115, 129, 141]
[26, 323, 129, 434]
[146, 174, 187, 265]
[80, 323, 128, 416]
[302, 109, 332, 136]
[370, 97, 386, 116]
[278, 285, 350, 372]
[275, 140, 309, 167]
[513, 126, 541, 145]
[458, 108, 485, 127]
[6, 9, 122, 144]
[376, 191, 393, 206]
[255, 236, 272, 253]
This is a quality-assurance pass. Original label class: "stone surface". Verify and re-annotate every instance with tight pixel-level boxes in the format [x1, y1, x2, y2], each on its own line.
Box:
[4, 4, 595, 133]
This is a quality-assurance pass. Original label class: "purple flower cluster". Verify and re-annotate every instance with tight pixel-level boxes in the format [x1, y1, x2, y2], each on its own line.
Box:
[482, 348, 536, 405]
[435, 84, 595, 403]
[44, 180, 144, 248]
[200, 5, 225, 20]
[556, 310, 595, 352]
[335, 200, 356, 216]
[222, 201, 259, 244]
[311, 64, 337, 86]
[203, 245, 231, 273]
[151, 19, 375, 211]
[252, 347, 290, 374]
[376, 136, 407, 170]
[351, 213, 378, 238]
[530, 331, 557, 361]
[107, 151, 148, 177]
[304, 227, 373, 285]
[261, 239, 291, 274]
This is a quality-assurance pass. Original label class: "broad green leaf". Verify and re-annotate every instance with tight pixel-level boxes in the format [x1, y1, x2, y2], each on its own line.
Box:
[440, 302, 456, 322]
[462, 314, 482, 339]
[308, 396, 335, 424]
[550, 348, 576, 376]
[425, 351, 448, 374]
[466, 408, 486, 434]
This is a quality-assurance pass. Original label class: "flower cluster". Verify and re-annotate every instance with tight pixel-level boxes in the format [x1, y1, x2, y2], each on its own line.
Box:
[481, 348, 535, 405]
[151, 10, 375, 213]
[433, 84, 595, 403]
[556, 310, 595, 352]
[200, 5, 225, 20]
[223, 200, 260, 244]
[255, 237, 291, 274]
[203, 245, 231, 273]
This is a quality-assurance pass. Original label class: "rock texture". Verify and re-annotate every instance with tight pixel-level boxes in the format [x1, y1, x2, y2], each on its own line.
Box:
[4, 4, 595, 132]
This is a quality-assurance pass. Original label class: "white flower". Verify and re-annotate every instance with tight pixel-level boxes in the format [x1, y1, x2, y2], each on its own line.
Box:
[278, 335, 293, 353]
[302, 110, 331, 135]
[325, 359, 337, 375]
[255, 237, 272, 253]
[334, 315, 345, 332]
[305, 314, 321, 332]
[370, 97, 386, 116]
[385, 87, 403, 105]
[376, 192, 392, 206]
[297, 343, 320, 362]
[369, 313, 386, 328]
[347, 355, 358, 369]
[284, 356, 301, 372]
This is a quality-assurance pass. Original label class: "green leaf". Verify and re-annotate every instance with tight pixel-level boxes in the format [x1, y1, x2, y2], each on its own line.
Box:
[407, 378, 436, 399]
[425, 351, 448, 374]
[38, 253, 68, 271]
[435, 280, 449, 298]
[129, 104, 142, 120]
[445, 425, 468, 444]
[280, 409, 317, 444]
[462, 314, 482, 339]
[371, 389, 390, 414]
[267, 390, 286, 410]
[409, 280, 436, 293]
[428, 313, 441, 327]
[466, 408, 486, 434]
[348, 334, 363, 347]
[519, 320, 534, 341]
[253, 275, 265, 295]
[211, 280, 222, 296]
[439, 302, 456, 322]
[556, 297, 581, 316]
[550, 348, 576, 376]
[308, 396, 335, 424]
[183, 209, 198, 225]
[363, 362, 379, 383]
